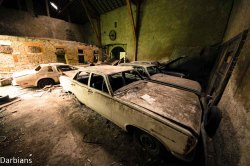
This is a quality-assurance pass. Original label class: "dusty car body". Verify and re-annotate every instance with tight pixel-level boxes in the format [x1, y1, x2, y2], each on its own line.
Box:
[119, 63, 202, 94]
[59, 65, 202, 160]
[12, 63, 77, 88]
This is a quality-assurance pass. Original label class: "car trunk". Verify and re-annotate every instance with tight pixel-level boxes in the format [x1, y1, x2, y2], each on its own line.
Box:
[151, 73, 202, 93]
[115, 81, 202, 135]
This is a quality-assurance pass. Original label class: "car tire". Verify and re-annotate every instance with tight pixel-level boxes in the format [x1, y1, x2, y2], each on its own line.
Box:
[38, 78, 55, 89]
[204, 106, 222, 137]
[0, 95, 10, 104]
[134, 129, 163, 157]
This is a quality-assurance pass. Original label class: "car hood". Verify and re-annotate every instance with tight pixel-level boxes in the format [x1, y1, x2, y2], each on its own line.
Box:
[151, 73, 202, 93]
[12, 70, 37, 78]
[115, 81, 202, 135]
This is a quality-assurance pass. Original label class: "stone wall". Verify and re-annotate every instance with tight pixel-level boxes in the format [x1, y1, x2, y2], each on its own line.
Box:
[0, 35, 99, 72]
[212, 0, 250, 165]
[0, 7, 92, 43]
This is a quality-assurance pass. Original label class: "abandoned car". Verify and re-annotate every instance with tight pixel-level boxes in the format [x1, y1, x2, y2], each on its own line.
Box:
[119, 63, 201, 95]
[59, 65, 202, 160]
[12, 63, 77, 88]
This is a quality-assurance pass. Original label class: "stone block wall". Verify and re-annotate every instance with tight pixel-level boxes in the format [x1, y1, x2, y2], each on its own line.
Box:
[0, 35, 99, 72]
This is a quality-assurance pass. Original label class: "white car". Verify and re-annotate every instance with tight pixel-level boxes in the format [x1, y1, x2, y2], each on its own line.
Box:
[59, 65, 202, 161]
[12, 63, 77, 88]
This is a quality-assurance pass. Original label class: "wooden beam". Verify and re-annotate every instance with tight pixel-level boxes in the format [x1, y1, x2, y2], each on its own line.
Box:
[45, 0, 50, 17]
[57, 0, 75, 16]
[126, 0, 137, 61]
[25, 0, 34, 16]
[135, 0, 141, 61]
[81, 0, 102, 60]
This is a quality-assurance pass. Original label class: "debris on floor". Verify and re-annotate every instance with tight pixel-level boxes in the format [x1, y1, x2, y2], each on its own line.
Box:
[0, 85, 201, 165]
[0, 78, 12, 87]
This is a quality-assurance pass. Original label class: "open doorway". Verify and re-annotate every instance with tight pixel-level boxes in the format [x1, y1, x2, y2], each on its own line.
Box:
[110, 46, 125, 60]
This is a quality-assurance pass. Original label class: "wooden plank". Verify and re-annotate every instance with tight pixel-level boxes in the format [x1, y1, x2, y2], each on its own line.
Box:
[0, 98, 22, 109]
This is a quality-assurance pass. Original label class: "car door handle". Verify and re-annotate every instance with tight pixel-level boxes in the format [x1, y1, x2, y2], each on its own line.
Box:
[88, 89, 93, 94]
[71, 83, 75, 86]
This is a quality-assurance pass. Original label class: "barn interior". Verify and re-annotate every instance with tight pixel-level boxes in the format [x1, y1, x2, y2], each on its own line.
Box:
[0, 0, 249, 166]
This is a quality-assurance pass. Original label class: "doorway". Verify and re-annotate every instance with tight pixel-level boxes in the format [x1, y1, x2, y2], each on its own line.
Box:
[110, 46, 125, 60]
[55, 48, 66, 63]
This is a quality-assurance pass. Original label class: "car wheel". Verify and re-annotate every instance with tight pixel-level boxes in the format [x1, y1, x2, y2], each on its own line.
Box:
[134, 129, 163, 156]
[38, 79, 55, 88]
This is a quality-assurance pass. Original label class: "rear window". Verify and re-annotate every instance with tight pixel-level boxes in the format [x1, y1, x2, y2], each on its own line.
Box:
[57, 65, 77, 71]
[35, 65, 41, 71]
[109, 70, 142, 92]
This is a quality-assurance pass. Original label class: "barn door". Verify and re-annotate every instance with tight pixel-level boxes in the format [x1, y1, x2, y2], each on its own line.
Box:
[207, 30, 248, 105]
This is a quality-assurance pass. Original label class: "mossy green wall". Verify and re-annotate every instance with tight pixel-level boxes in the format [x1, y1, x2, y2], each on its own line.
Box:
[101, 5, 136, 60]
[100, 0, 233, 61]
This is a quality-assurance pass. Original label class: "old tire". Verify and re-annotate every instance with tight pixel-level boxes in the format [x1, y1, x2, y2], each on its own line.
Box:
[38, 78, 55, 88]
[204, 106, 222, 137]
[134, 129, 163, 156]
[0, 95, 10, 104]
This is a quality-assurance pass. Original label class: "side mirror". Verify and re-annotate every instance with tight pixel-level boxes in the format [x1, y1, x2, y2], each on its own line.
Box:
[204, 106, 222, 137]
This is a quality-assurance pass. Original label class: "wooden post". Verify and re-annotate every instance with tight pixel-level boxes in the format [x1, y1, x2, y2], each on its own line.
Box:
[126, 0, 137, 61]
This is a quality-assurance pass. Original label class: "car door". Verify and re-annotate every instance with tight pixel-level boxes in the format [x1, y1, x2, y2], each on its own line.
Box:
[85, 73, 113, 120]
[71, 71, 90, 104]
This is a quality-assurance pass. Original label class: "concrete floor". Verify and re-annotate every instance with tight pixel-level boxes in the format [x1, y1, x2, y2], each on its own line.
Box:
[0, 86, 203, 166]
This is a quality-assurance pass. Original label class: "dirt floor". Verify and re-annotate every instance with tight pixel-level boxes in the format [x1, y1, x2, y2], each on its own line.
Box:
[0, 86, 204, 166]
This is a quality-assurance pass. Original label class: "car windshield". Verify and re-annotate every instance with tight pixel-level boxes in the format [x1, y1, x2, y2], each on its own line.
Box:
[146, 66, 161, 76]
[108, 70, 142, 92]
[35, 65, 41, 71]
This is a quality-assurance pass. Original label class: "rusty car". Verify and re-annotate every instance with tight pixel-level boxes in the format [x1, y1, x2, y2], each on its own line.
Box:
[119, 63, 201, 95]
[12, 63, 77, 88]
[59, 65, 202, 161]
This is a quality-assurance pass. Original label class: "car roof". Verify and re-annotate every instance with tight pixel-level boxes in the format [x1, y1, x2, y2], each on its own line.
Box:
[39, 63, 67, 67]
[78, 65, 134, 75]
[119, 63, 155, 68]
